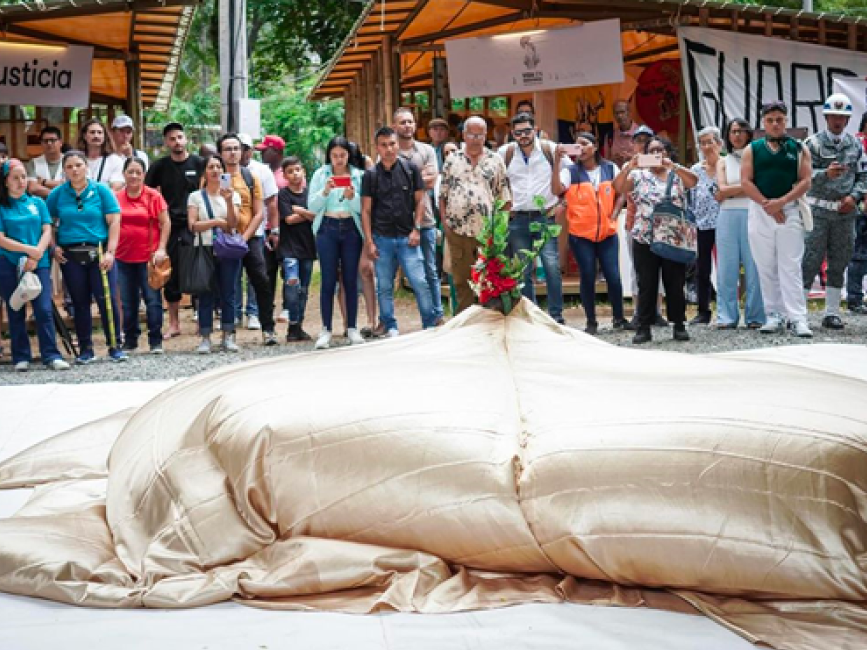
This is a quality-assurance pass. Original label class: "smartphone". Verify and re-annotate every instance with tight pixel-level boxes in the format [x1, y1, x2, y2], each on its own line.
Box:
[637, 153, 663, 168]
[332, 175, 352, 188]
[219, 173, 232, 190]
[560, 144, 583, 157]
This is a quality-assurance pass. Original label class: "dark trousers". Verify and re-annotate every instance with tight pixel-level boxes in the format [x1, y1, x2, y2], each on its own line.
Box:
[164, 221, 189, 304]
[238, 236, 275, 332]
[633, 241, 686, 329]
[316, 217, 362, 330]
[569, 234, 624, 324]
[697, 228, 716, 314]
[59, 256, 122, 352]
[0, 260, 62, 364]
[264, 242, 288, 312]
[117, 260, 163, 348]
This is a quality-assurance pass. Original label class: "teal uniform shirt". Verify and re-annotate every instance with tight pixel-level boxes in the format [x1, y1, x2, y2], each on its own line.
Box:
[46, 180, 120, 246]
[0, 194, 53, 269]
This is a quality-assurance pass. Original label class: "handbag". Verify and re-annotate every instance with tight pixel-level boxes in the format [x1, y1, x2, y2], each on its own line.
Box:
[146, 215, 172, 290]
[649, 172, 697, 264]
[178, 232, 215, 295]
[202, 190, 248, 260]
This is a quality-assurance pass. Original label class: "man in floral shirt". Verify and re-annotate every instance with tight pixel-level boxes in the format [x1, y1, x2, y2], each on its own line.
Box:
[439, 116, 511, 313]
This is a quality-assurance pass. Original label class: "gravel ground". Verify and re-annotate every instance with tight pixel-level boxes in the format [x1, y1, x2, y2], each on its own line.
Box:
[1, 296, 866, 386]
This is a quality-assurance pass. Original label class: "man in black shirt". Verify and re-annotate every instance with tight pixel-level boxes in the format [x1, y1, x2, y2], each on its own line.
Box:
[145, 122, 205, 338]
[361, 127, 436, 336]
[276, 156, 317, 341]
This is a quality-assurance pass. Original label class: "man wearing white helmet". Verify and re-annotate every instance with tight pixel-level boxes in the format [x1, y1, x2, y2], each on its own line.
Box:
[803, 92, 867, 329]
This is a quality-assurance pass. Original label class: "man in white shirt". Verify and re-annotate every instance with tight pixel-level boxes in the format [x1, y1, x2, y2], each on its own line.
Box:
[497, 111, 564, 323]
[77, 118, 124, 189]
[235, 133, 279, 330]
[110, 115, 149, 169]
[27, 126, 65, 199]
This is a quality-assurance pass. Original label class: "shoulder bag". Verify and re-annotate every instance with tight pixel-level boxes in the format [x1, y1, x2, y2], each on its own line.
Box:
[649, 171, 697, 264]
[202, 190, 248, 260]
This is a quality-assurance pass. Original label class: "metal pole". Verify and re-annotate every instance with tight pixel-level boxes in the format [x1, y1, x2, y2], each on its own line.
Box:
[803, 0, 813, 12]
[220, 0, 248, 133]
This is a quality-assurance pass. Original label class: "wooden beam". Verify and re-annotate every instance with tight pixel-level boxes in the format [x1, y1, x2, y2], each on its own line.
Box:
[398, 44, 445, 53]
[401, 11, 526, 47]
[394, 0, 431, 40]
[1, 24, 126, 59]
[818, 18, 827, 45]
[623, 43, 679, 64]
[1, 0, 196, 24]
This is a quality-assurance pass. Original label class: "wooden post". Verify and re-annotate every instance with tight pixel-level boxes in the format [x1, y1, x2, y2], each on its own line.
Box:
[849, 23, 858, 51]
[678, 70, 688, 164]
[764, 13, 773, 37]
[818, 19, 827, 46]
[125, 49, 144, 148]
[731, 10, 739, 32]
[699, 8, 709, 28]
[366, 62, 377, 153]
[789, 17, 798, 41]
[344, 87, 354, 141]
[383, 35, 395, 124]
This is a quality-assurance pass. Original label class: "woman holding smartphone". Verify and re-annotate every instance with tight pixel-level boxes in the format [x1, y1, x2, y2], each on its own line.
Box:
[308, 136, 365, 350]
[187, 155, 242, 354]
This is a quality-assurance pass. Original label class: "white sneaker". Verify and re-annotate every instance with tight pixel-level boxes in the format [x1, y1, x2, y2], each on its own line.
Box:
[387, 328, 400, 338]
[759, 314, 784, 334]
[196, 336, 212, 354]
[314, 329, 332, 350]
[792, 320, 813, 338]
[47, 359, 71, 370]
[277, 309, 289, 323]
[246, 315, 261, 330]
[347, 328, 365, 345]
[222, 332, 239, 353]
[14, 361, 29, 372]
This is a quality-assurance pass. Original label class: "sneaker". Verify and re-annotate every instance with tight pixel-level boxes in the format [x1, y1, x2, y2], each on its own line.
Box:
[75, 349, 96, 365]
[347, 328, 365, 345]
[624, 316, 639, 331]
[277, 309, 289, 323]
[246, 315, 261, 330]
[632, 329, 652, 344]
[584, 321, 598, 335]
[689, 311, 711, 325]
[821, 314, 844, 330]
[108, 348, 129, 363]
[196, 336, 212, 355]
[222, 332, 239, 353]
[14, 361, 29, 372]
[47, 358, 71, 371]
[792, 320, 813, 338]
[759, 314, 785, 334]
[263, 330, 279, 346]
[849, 303, 867, 314]
[286, 323, 303, 342]
[386, 328, 400, 338]
[121, 341, 138, 352]
[297, 327, 312, 341]
[360, 326, 374, 338]
[612, 318, 628, 330]
[554, 317, 566, 325]
[653, 314, 669, 327]
[314, 329, 332, 350]
[150, 344, 165, 355]
[673, 323, 690, 341]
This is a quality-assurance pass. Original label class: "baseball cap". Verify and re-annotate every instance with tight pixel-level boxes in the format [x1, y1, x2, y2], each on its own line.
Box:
[238, 133, 254, 149]
[255, 135, 285, 151]
[632, 125, 654, 139]
[428, 118, 449, 130]
[162, 122, 185, 136]
[111, 115, 134, 130]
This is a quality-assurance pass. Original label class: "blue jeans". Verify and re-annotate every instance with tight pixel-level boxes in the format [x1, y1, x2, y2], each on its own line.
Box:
[847, 258, 867, 306]
[317, 217, 362, 330]
[568, 234, 624, 323]
[373, 234, 436, 331]
[282, 257, 315, 324]
[420, 227, 444, 321]
[235, 236, 262, 320]
[0, 260, 62, 364]
[716, 208, 765, 326]
[59, 255, 122, 352]
[197, 254, 242, 336]
[116, 260, 163, 348]
[507, 212, 563, 320]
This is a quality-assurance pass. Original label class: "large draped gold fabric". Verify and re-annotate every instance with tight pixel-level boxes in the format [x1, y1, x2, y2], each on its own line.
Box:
[1, 301, 866, 649]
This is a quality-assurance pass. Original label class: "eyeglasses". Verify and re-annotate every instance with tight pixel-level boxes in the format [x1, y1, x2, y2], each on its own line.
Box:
[729, 129, 746, 135]
[513, 128, 534, 136]
[647, 147, 666, 154]
[464, 133, 486, 140]
[41, 138, 59, 144]
[222, 146, 242, 152]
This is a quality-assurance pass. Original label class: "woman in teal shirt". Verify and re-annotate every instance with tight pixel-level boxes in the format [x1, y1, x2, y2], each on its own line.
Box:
[47, 150, 125, 364]
[0, 159, 69, 371]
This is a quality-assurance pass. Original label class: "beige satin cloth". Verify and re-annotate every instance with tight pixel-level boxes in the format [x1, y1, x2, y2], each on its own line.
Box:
[1, 300, 866, 649]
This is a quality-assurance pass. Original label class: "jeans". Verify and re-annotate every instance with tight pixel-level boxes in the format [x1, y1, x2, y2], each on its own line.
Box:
[59, 255, 122, 352]
[633, 240, 686, 328]
[116, 260, 163, 348]
[282, 257, 315, 324]
[420, 227, 444, 320]
[317, 217, 363, 330]
[847, 258, 867, 306]
[0, 260, 62, 364]
[198, 254, 242, 336]
[235, 236, 262, 320]
[716, 208, 764, 326]
[568, 234, 624, 323]
[507, 212, 563, 320]
[373, 234, 436, 331]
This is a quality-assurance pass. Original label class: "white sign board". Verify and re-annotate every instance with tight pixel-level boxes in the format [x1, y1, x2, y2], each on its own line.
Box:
[237, 98, 261, 140]
[832, 76, 867, 135]
[445, 20, 624, 98]
[0, 44, 93, 108]
[678, 27, 867, 137]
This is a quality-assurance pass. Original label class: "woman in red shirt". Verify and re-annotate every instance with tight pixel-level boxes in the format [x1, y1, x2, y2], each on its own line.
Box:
[115, 157, 169, 354]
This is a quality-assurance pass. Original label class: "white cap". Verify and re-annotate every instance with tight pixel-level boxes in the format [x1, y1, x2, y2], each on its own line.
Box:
[822, 93, 853, 117]
[9, 270, 42, 311]
[111, 115, 135, 130]
[237, 133, 254, 148]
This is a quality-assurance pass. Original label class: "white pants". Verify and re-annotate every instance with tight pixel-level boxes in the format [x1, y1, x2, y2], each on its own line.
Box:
[747, 201, 807, 322]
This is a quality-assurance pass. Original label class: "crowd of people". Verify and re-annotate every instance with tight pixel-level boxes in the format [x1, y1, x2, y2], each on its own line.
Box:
[1, 93, 866, 371]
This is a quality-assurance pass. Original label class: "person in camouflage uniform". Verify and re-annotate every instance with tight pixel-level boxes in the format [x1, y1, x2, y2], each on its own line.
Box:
[803, 93, 867, 329]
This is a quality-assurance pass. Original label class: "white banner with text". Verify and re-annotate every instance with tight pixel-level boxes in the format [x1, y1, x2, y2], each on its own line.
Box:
[0, 43, 93, 108]
[445, 20, 624, 98]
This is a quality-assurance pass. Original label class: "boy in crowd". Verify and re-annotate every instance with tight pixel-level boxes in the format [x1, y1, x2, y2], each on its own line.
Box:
[277, 157, 317, 341]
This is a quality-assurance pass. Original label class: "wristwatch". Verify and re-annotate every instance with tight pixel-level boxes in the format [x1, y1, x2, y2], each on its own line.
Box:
[267, 228, 280, 236]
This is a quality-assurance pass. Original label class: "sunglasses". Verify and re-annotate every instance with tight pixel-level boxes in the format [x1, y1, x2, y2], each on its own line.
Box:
[75, 196, 84, 212]
[41, 138, 60, 144]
